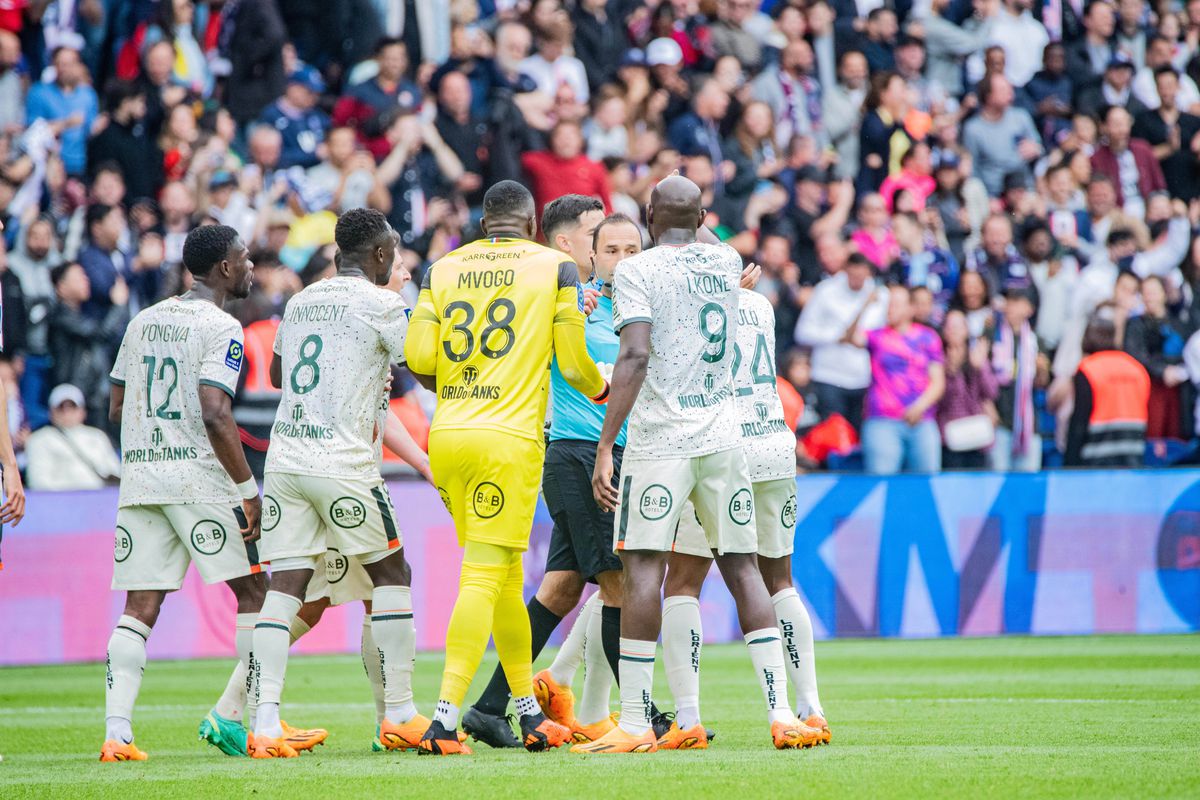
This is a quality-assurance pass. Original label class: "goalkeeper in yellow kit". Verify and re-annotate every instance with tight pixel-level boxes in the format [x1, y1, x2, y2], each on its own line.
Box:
[405, 181, 610, 754]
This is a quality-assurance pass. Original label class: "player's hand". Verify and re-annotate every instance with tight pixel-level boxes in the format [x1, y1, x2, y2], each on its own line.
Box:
[240, 495, 262, 543]
[0, 464, 25, 526]
[582, 287, 599, 316]
[740, 262, 761, 289]
[592, 447, 618, 512]
[902, 404, 924, 426]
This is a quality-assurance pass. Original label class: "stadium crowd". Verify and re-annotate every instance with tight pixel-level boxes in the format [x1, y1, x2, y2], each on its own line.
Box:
[4, 0, 1200, 484]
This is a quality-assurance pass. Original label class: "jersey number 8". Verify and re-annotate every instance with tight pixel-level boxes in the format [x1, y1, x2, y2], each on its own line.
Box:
[442, 299, 517, 362]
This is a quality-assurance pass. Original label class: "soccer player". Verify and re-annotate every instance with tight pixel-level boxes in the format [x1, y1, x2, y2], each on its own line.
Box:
[576, 175, 814, 753]
[251, 208, 420, 759]
[101, 224, 266, 762]
[405, 180, 609, 754]
[461, 194, 622, 748]
[659, 283, 830, 749]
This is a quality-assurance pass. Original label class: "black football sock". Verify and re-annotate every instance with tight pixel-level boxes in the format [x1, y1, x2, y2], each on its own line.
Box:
[601, 604, 621, 684]
[473, 598, 563, 716]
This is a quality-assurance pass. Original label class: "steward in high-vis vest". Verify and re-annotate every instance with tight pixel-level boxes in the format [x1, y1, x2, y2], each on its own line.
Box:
[1064, 311, 1150, 467]
[234, 318, 283, 478]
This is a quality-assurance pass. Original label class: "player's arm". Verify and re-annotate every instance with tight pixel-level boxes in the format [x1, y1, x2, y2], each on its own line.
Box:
[381, 411, 434, 483]
[269, 352, 282, 389]
[0, 376, 25, 526]
[552, 261, 608, 400]
[199, 385, 261, 542]
[201, 329, 261, 541]
[404, 270, 440, 392]
[592, 320, 649, 512]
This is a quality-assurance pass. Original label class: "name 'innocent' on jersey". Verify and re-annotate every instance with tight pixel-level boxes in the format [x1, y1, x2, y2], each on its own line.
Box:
[612, 241, 743, 460]
[405, 236, 605, 442]
[733, 289, 794, 481]
[109, 297, 245, 507]
[266, 275, 409, 480]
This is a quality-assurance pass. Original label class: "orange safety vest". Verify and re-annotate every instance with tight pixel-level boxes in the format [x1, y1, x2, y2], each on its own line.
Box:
[242, 319, 281, 397]
[1077, 350, 1150, 465]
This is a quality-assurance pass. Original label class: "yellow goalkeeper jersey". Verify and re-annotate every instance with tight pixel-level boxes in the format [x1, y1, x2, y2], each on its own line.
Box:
[405, 236, 607, 442]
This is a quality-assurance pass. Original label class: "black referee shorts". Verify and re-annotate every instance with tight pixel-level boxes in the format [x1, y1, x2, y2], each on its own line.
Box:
[542, 439, 624, 582]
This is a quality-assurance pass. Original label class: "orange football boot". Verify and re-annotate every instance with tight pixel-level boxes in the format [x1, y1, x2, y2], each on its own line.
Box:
[804, 714, 832, 745]
[655, 721, 708, 750]
[570, 725, 657, 754]
[281, 720, 328, 752]
[520, 714, 571, 751]
[532, 669, 577, 727]
[250, 735, 298, 758]
[571, 712, 618, 743]
[99, 740, 148, 762]
[771, 718, 825, 749]
[417, 720, 473, 755]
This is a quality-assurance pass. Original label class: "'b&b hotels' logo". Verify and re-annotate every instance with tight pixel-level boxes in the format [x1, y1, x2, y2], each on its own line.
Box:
[151, 426, 163, 446]
[463, 365, 479, 387]
[330, 497, 367, 528]
[639, 484, 673, 520]
[261, 495, 282, 531]
[325, 549, 350, 583]
[190, 520, 228, 555]
[729, 489, 753, 525]
[781, 494, 798, 529]
[291, 403, 304, 422]
[473, 482, 505, 518]
[114, 526, 133, 562]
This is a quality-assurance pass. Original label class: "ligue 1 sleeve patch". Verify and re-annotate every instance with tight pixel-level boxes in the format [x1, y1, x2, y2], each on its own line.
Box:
[225, 339, 245, 370]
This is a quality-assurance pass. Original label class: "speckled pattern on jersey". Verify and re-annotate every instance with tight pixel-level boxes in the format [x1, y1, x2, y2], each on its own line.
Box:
[611, 241, 743, 459]
[733, 289, 795, 481]
[266, 275, 408, 480]
[109, 297, 245, 507]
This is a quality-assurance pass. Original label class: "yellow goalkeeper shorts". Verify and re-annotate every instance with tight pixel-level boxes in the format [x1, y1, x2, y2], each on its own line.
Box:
[429, 429, 544, 551]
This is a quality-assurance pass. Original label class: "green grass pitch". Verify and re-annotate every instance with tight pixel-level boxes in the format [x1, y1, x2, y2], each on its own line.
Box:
[2, 635, 1198, 799]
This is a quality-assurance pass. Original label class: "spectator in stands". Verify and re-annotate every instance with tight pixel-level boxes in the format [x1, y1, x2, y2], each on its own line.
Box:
[966, 214, 1034, 294]
[7, 217, 61, 429]
[710, 0, 766, 72]
[937, 309, 998, 469]
[221, 0, 289, 125]
[433, 72, 487, 207]
[25, 383, 120, 490]
[306, 126, 391, 215]
[1066, 0, 1116, 87]
[851, 284, 946, 474]
[25, 44, 98, 177]
[1064, 307, 1151, 467]
[1025, 222, 1079, 354]
[1091, 104, 1165, 219]
[1132, 66, 1200, 203]
[333, 37, 422, 160]
[520, 16, 590, 104]
[521, 120, 612, 219]
[888, 210, 960, 325]
[47, 262, 129, 428]
[751, 38, 820, 149]
[794, 253, 888, 433]
[668, 79, 731, 186]
[86, 80, 162, 202]
[850, 192, 899, 269]
[258, 66, 331, 170]
[989, 0, 1049, 87]
[963, 72, 1042, 195]
[857, 71, 909, 195]
[1024, 42, 1075, 146]
[822, 49, 868, 181]
[572, 0, 629, 91]
[1077, 56, 1149, 119]
[1123, 275, 1190, 438]
[952, 268, 994, 339]
[990, 287, 1044, 471]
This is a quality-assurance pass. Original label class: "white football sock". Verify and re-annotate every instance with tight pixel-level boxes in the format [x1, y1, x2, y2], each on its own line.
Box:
[105, 615, 150, 743]
[576, 598, 613, 726]
[360, 614, 386, 724]
[773, 588, 823, 719]
[434, 698, 460, 729]
[252, 591, 302, 737]
[744, 628, 792, 724]
[371, 585, 418, 724]
[548, 592, 596, 685]
[662, 595, 702, 729]
[617, 637, 656, 736]
[214, 613, 256, 721]
[514, 694, 540, 718]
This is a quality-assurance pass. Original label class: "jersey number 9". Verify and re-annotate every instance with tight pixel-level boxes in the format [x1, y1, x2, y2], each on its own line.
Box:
[442, 299, 517, 362]
[698, 302, 727, 364]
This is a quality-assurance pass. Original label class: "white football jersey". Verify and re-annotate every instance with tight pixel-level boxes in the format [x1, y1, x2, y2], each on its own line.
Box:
[612, 241, 742, 459]
[733, 289, 794, 481]
[266, 276, 409, 479]
[110, 297, 245, 507]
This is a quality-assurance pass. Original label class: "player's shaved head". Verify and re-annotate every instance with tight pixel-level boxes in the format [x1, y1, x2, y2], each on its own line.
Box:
[481, 180, 537, 240]
[647, 175, 705, 244]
